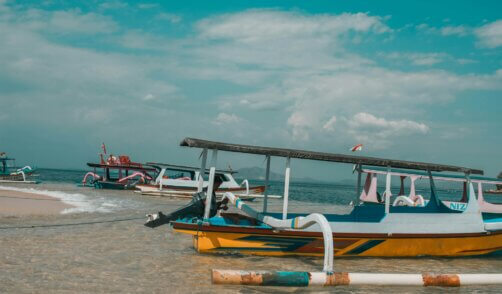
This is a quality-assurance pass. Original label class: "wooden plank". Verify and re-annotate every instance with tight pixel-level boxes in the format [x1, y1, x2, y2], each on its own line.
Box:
[180, 138, 483, 175]
[86, 163, 157, 172]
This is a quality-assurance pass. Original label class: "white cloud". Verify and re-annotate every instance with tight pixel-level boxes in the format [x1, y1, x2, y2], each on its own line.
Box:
[12, 8, 119, 34]
[384, 52, 447, 66]
[49, 10, 118, 34]
[456, 58, 476, 65]
[99, 1, 128, 10]
[347, 112, 429, 134]
[440, 25, 469, 36]
[475, 20, 502, 48]
[155, 12, 181, 23]
[119, 30, 172, 49]
[287, 111, 317, 140]
[197, 10, 389, 42]
[189, 10, 386, 72]
[344, 113, 429, 148]
[142, 93, 155, 101]
[213, 113, 241, 125]
[417, 23, 471, 38]
[0, 7, 179, 132]
[138, 3, 159, 9]
[322, 116, 337, 132]
[1, 4, 501, 163]
[195, 11, 501, 144]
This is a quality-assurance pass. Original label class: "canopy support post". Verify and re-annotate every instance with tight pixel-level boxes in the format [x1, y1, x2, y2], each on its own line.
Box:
[203, 149, 218, 221]
[197, 148, 208, 193]
[356, 164, 362, 201]
[263, 155, 271, 213]
[282, 157, 291, 220]
[464, 171, 472, 201]
[427, 169, 440, 206]
[385, 166, 391, 214]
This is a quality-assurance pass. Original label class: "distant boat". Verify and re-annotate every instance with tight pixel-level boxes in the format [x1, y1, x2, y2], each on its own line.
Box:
[0, 152, 38, 184]
[485, 171, 502, 194]
[135, 162, 267, 201]
[81, 145, 156, 190]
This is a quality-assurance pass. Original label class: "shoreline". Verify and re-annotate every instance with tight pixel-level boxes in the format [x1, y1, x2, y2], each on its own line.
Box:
[0, 188, 75, 216]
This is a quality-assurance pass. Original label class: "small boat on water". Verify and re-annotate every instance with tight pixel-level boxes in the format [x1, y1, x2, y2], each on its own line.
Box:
[145, 138, 502, 258]
[485, 172, 502, 194]
[135, 163, 268, 201]
[0, 152, 38, 184]
[81, 144, 157, 190]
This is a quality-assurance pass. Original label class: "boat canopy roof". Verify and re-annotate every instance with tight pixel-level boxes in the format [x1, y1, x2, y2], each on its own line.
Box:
[180, 137, 483, 175]
[146, 162, 237, 174]
[362, 166, 502, 185]
[87, 162, 157, 172]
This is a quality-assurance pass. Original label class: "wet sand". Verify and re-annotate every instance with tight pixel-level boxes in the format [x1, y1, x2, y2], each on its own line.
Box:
[1, 183, 502, 293]
[0, 189, 74, 216]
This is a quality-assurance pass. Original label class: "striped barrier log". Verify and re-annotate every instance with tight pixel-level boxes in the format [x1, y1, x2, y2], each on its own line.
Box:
[212, 270, 502, 287]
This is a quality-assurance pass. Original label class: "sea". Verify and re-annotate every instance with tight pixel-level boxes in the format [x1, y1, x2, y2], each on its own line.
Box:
[1, 168, 501, 293]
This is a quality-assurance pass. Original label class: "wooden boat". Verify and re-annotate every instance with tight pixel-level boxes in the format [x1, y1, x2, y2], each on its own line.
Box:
[0, 152, 38, 184]
[136, 163, 267, 201]
[145, 138, 502, 257]
[81, 144, 157, 190]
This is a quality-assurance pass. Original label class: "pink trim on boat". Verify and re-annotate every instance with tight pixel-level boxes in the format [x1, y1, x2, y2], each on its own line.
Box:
[359, 173, 380, 203]
[82, 172, 101, 184]
[117, 172, 153, 183]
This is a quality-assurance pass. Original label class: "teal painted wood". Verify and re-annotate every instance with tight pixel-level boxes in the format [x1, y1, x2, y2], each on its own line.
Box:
[261, 271, 310, 287]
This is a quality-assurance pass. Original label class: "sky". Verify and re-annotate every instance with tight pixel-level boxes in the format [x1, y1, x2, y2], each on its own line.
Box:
[0, 0, 501, 180]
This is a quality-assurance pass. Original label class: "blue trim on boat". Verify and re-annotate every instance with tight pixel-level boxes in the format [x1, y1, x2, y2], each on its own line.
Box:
[346, 240, 385, 255]
[262, 272, 310, 287]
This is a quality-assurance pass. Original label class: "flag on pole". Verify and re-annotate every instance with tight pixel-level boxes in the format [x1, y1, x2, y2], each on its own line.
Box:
[101, 143, 107, 154]
[350, 144, 363, 152]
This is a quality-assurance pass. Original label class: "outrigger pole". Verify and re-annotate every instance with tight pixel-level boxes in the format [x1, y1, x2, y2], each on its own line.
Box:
[212, 270, 502, 287]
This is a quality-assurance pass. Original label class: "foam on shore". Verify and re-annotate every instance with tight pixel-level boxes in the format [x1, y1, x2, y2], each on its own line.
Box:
[0, 185, 118, 214]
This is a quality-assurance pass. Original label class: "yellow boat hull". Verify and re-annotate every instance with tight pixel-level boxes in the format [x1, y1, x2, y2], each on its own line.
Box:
[173, 225, 502, 257]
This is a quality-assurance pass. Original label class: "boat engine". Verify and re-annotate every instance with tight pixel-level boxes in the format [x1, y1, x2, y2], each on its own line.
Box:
[144, 192, 228, 228]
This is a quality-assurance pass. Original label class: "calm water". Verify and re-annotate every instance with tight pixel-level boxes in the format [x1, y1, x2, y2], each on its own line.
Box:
[1, 168, 501, 293]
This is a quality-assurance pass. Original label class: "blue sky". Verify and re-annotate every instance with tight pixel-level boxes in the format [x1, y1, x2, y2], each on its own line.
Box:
[0, 0, 501, 179]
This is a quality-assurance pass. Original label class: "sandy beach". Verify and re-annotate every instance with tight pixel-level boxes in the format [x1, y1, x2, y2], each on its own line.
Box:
[0, 188, 74, 216]
[1, 182, 502, 293]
